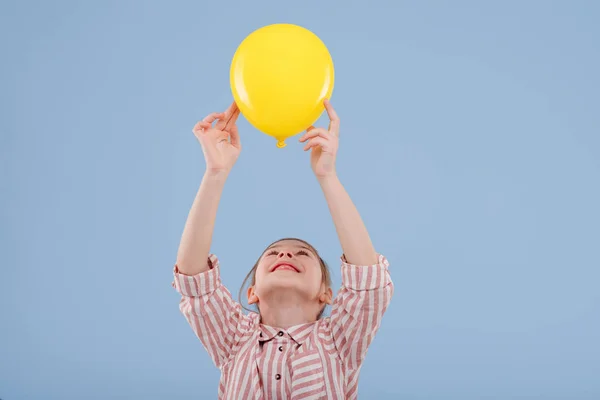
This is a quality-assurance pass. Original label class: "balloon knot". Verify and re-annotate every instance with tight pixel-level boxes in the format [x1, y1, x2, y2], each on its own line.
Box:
[276, 140, 287, 148]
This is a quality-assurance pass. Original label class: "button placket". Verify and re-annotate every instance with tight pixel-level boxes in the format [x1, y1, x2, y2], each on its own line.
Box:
[273, 333, 287, 384]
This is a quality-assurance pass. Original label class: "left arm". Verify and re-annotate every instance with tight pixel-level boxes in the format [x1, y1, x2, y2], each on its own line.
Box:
[317, 174, 377, 265]
[323, 177, 393, 370]
[299, 99, 379, 265]
[329, 254, 393, 370]
[300, 100, 394, 370]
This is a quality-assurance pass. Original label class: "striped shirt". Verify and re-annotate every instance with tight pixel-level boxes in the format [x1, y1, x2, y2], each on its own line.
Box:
[172, 253, 393, 399]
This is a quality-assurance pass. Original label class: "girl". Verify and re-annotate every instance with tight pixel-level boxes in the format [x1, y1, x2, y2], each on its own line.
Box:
[173, 99, 394, 399]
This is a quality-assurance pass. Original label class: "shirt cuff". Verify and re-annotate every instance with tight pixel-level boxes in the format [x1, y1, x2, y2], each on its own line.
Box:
[172, 254, 221, 297]
[340, 253, 391, 291]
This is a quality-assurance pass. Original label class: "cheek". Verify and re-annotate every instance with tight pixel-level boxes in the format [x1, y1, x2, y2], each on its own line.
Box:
[304, 265, 323, 287]
[254, 263, 269, 285]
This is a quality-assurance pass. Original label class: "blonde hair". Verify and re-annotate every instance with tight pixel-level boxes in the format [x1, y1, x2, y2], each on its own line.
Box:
[238, 238, 332, 319]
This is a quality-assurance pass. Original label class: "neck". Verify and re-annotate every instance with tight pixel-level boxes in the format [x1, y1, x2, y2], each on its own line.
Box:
[257, 292, 319, 329]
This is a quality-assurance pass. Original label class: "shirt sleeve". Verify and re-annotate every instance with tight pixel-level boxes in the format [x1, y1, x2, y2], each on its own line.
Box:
[172, 254, 254, 369]
[328, 254, 394, 370]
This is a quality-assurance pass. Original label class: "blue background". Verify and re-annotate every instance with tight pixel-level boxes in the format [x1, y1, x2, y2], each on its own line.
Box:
[2, 0, 599, 399]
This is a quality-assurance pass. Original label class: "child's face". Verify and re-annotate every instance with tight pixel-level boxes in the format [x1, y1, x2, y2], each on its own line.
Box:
[251, 239, 325, 303]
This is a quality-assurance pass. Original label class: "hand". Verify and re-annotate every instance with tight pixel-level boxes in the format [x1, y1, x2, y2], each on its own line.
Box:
[299, 99, 340, 180]
[193, 101, 241, 175]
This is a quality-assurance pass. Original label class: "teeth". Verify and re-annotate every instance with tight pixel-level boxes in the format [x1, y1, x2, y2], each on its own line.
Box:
[275, 264, 296, 272]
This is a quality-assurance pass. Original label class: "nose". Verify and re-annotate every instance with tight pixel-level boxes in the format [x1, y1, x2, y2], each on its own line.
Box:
[277, 251, 293, 259]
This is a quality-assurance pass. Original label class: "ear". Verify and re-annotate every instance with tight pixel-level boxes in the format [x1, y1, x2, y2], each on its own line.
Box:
[247, 286, 259, 305]
[319, 287, 333, 305]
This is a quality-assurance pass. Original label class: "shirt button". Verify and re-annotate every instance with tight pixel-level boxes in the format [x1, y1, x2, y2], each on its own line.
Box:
[278, 346, 283, 352]
[275, 374, 281, 380]
[278, 331, 284, 336]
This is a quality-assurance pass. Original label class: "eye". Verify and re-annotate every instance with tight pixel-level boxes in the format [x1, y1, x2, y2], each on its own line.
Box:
[266, 250, 278, 256]
[297, 250, 310, 256]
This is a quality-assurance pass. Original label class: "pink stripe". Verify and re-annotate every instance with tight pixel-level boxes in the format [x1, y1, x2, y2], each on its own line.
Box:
[205, 295, 231, 360]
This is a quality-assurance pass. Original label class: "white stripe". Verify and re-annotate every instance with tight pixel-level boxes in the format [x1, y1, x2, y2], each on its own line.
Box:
[198, 271, 206, 295]
[206, 295, 227, 362]
[190, 275, 199, 296]
[359, 268, 368, 289]
[235, 342, 253, 400]
[291, 351, 320, 367]
[293, 361, 321, 377]
[207, 267, 214, 293]
[319, 340, 334, 399]
[294, 381, 323, 396]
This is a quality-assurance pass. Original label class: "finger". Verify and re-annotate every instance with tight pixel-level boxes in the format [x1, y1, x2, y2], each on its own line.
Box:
[224, 104, 240, 131]
[193, 121, 211, 132]
[223, 101, 239, 118]
[303, 137, 329, 151]
[299, 127, 329, 142]
[298, 126, 314, 142]
[324, 99, 340, 136]
[229, 125, 241, 149]
[222, 101, 240, 121]
[202, 112, 226, 125]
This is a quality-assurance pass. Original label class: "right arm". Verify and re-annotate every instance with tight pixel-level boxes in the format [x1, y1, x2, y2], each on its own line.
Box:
[173, 255, 256, 369]
[176, 170, 228, 275]
[173, 102, 254, 368]
[176, 102, 241, 275]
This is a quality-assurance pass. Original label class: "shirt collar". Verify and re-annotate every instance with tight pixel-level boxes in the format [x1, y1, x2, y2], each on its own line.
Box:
[258, 322, 315, 346]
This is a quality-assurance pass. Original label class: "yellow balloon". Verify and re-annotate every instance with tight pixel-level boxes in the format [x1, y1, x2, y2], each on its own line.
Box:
[230, 24, 335, 148]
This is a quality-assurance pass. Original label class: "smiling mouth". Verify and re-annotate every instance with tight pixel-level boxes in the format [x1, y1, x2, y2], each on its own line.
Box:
[271, 263, 300, 273]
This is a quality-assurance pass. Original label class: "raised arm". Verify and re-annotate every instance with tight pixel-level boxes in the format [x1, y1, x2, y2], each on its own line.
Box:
[176, 102, 241, 275]
[173, 103, 256, 369]
[300, 100, 393, 370]
[299, 99, 377, 265]
[317, 175, 377, 265]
